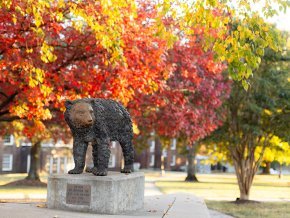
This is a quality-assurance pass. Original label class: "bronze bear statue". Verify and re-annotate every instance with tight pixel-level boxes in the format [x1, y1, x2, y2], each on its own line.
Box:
[64, 98, 134, 176]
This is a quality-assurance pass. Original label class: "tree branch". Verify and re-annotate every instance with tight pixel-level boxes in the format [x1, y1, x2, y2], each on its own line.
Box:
[0, 116, 21, 122]
[0, 110, 9, 116]
[0, 92, 18, 111]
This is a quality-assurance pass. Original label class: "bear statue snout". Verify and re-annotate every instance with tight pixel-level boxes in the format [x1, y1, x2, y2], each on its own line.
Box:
[87, 118, 93, 124]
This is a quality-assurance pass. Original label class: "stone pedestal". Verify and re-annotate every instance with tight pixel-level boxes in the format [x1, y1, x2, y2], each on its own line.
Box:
[47, 172, 144, 214]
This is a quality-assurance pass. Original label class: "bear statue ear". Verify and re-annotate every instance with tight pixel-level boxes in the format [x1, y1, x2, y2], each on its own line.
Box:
[65, 100, 73, 109]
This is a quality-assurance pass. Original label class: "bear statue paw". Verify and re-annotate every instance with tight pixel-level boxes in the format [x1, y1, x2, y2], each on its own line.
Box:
[121, 165, 132, 174]
[93, 168, 108, 176]
[68, 168, 83, 174]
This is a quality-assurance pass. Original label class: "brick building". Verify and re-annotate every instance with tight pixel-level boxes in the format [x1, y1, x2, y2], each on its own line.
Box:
[0, 135, 123, 174]
[134, 138, 187, 171]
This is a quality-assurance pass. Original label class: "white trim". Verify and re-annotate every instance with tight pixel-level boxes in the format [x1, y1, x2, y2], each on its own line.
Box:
[149, 154, 155, 167]
[162, 148, 167, 157]
[171, 138, 177, 150]
[2, 154, 13, 171]
[170, 155, 176, 166]
[150, 140, 155, 153]
[3, 135, 14, 146]
[27, 155, 31, 173]
[21, 142, 32, 147]
[57, 157, 61, 173]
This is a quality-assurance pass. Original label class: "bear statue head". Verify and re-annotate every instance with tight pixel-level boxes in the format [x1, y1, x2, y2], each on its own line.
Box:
[65, 99, 95, 129]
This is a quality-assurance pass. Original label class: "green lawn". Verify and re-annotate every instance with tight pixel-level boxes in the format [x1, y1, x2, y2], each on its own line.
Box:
[1, 171, 290, 218]
[0, 173, 48, 200]
[206, 201, 290, 218]
[151, 172, 290, 218]
[153, 173, 290, 201]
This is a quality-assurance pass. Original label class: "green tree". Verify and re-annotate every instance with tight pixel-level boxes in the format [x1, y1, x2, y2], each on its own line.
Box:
[206, 43, 290, 200]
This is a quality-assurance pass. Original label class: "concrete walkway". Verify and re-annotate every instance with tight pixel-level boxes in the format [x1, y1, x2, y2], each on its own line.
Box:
[144, 180, 234, 218]
[0, 179, 234, 218]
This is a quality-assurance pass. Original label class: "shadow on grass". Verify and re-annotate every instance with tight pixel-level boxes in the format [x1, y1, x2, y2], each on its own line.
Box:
[2, 179, 47, 187]
[157, 180, 290, 188]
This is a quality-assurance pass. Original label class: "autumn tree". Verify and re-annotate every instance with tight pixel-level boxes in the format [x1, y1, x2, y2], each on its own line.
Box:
[206, 45, 290, 200]
[130, 26, 231, 181]
[0, 0, 172, 180]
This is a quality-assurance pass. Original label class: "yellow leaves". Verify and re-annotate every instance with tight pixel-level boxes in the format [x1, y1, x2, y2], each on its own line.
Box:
[41, 85, 53, 97]
[33, 6, 43, 28]
[133, 122, 140, 135]
[40, 41, 57, 63]
[12, 14, 17, 24]
[26, 48, 33, 53]
[264, 109, 272, 116]
[258, 136, 290, 164]
[12, 103, 29, 118]
[28, 67, 44, 88]
[56, 12, 63, 21]
[2, 0, 12, 8]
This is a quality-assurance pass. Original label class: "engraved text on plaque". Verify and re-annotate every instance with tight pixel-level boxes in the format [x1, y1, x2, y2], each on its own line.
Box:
[66, 184, 91, 206]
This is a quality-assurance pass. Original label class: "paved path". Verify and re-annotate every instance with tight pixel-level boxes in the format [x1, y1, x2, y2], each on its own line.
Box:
[0, 178, 234, 218]
[144, 180, 234, 218]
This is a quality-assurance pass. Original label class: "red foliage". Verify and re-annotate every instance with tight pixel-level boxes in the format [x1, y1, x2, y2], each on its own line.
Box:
[130, 32, 231, 143]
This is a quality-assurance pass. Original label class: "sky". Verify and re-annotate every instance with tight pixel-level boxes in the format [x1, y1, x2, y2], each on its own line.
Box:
[267, 9, 290, 31]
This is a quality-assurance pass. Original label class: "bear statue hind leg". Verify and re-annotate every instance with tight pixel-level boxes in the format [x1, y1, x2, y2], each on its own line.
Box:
[121, 164, 133, 174]
[119, 139, 134, 174]
[92, 168, 108, 176]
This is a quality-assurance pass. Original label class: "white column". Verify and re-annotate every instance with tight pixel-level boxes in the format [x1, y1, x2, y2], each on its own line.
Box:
[63, 156, 67, 173]
[49, 156, 53, 174]
[57, 157, 61, 174]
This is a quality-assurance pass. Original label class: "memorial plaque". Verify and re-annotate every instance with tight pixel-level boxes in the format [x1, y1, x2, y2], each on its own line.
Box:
[66, 184, 91, 206]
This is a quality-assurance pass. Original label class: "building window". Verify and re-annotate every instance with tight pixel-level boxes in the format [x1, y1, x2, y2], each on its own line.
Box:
[162, 148, 167, 157]
[108, 154, 116, 168]
[3, 135, 14, 146]
[21, 140, 32, 147]
[149, 140, 155, 153]
[149, 154, 155, 167]
[2, 154, 13, 171]
[170, 155, 176, 166]
[171, 138, 177, 150]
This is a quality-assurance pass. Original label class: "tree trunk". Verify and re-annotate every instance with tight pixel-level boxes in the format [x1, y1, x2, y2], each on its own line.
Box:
[278, 163, 283, 179]
[185, 144, 198, 182]
[233, 158, 253, 201]
[262, 162, 271, 174]
[26, 141, 41, 181]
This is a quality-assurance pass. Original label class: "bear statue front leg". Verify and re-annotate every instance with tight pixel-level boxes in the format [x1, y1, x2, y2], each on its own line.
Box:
[92, 138, 110, 176]
[68, 139, 88, 174]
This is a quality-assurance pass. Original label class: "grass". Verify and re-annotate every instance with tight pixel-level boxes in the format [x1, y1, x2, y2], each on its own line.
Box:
[0, 173, 48, 200]
[153, 173, 290, 201]
[150, 172, 290, 218]
[205, 201, 290, 218]
[1, 171, 290, 217]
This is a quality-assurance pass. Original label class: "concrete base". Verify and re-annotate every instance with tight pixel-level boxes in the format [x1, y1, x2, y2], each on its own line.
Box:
[47, 172, 144, 214]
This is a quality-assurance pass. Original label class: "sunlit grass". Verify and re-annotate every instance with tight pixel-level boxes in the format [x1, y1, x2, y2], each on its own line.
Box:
[206, 201, 290, 218]
[0, 173, 48, 186]
[151, 173, 290, 201]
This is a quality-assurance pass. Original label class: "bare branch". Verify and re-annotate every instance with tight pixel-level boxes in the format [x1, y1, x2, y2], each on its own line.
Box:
[0, 116, 21, 122]
[0, 92, 18, 111]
